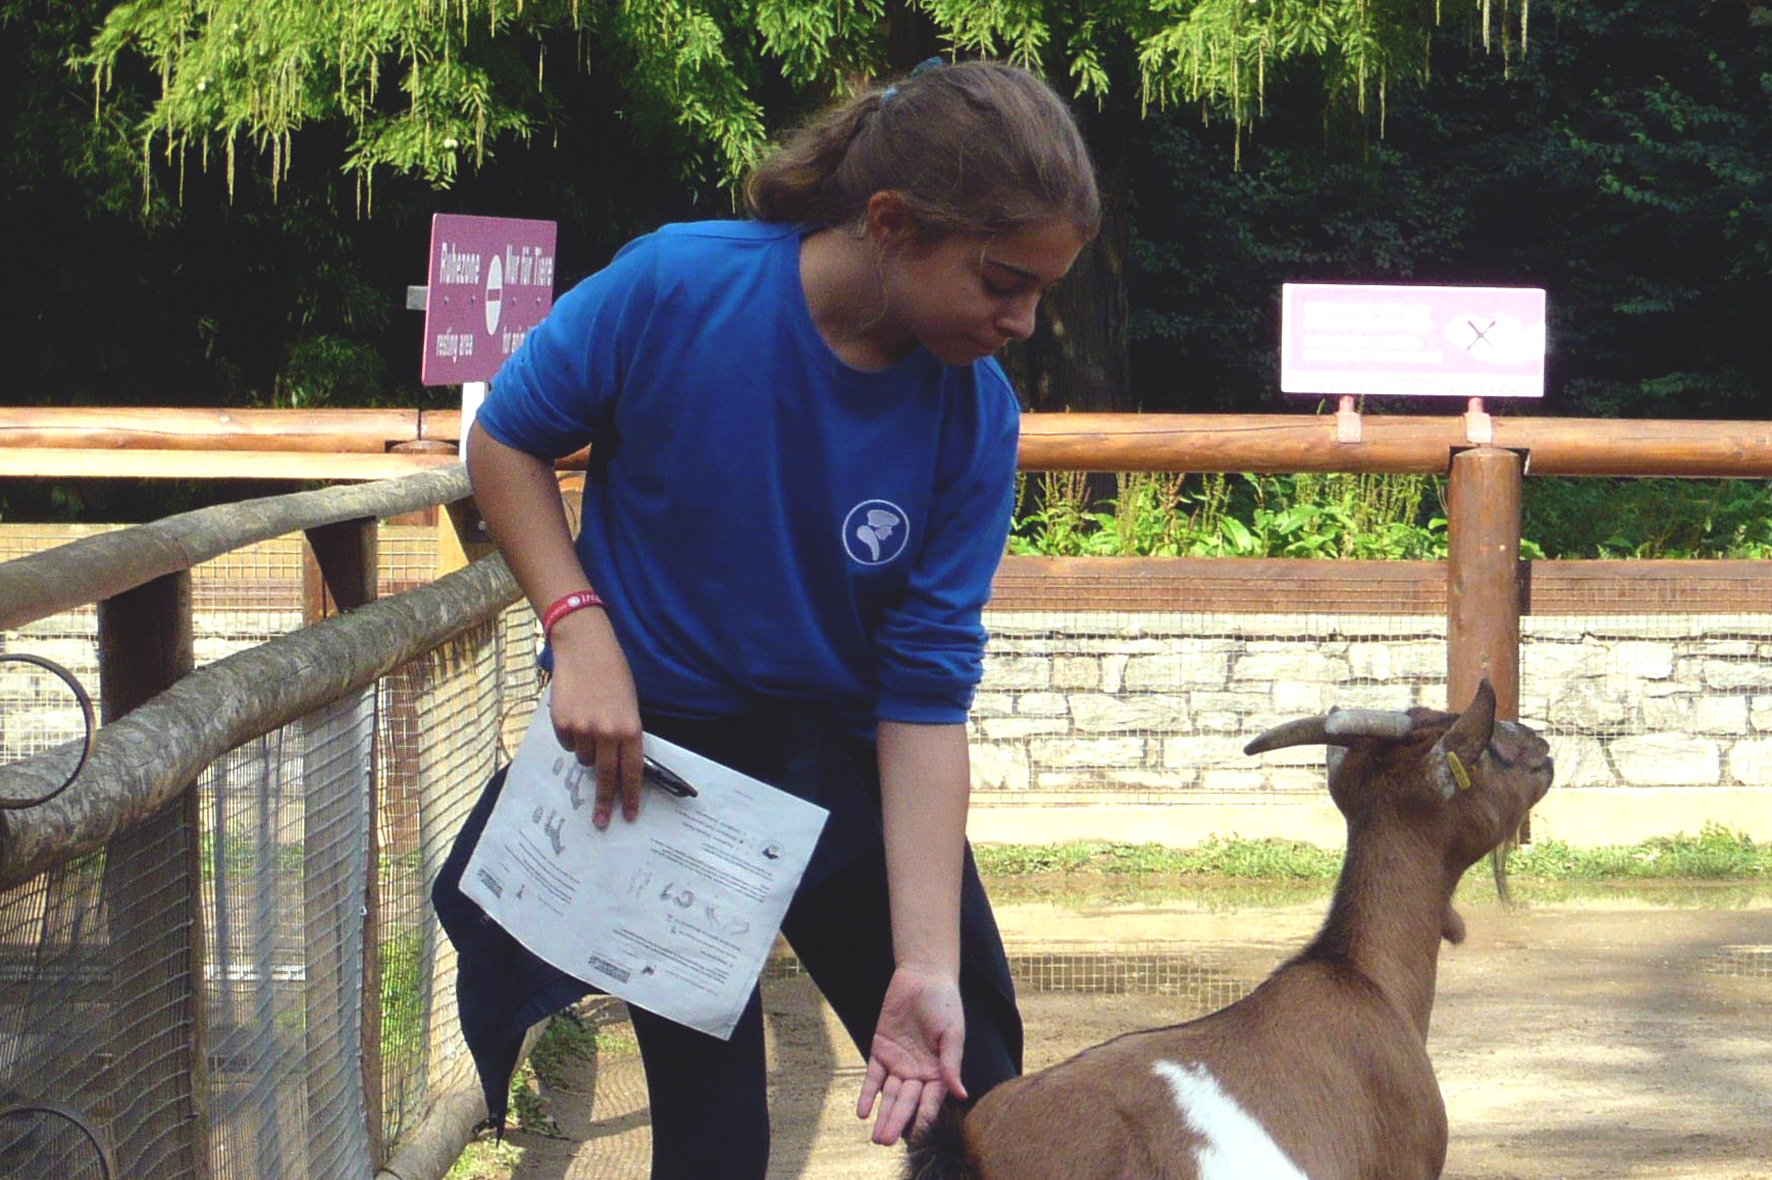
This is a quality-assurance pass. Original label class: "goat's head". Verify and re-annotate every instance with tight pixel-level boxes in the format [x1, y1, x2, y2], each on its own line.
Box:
[1245, 680, 1554, 901]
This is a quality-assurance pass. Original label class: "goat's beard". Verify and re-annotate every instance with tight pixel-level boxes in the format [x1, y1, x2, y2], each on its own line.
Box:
[1490, 840, 1517, 907]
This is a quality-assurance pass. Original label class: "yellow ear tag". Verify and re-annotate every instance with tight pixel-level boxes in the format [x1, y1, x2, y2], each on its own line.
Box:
[1446, 751, 1473, 792]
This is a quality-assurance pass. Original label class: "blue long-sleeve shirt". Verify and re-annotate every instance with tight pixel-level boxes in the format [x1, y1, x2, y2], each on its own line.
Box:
[476, 220, 1019, 729]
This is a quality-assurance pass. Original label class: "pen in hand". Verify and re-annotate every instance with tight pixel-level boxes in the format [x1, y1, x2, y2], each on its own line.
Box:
[643, 756, 698, 798]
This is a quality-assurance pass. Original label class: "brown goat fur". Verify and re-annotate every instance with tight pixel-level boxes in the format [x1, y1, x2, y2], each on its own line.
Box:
[908, 681, 1553, 1180]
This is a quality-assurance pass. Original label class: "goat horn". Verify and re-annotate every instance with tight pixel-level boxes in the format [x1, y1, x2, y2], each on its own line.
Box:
[1244, 709, 1416, 755]
[1324, 709, 1416, 739]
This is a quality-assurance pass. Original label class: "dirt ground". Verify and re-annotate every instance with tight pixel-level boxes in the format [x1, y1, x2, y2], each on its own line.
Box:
[497, 889, 1772, 1180]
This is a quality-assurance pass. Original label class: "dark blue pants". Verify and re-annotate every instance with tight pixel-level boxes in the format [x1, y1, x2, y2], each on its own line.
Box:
[435, 705, 1022, 1180]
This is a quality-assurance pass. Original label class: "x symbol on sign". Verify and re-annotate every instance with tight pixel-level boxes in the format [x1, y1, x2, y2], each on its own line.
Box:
[1466, 320, 1497, 351]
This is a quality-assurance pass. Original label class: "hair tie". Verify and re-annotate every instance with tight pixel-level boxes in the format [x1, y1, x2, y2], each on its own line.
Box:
[880, 56, 945, 108]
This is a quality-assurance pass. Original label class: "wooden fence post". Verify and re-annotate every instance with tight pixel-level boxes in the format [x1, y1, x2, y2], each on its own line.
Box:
[1446, 445, 1528, 835]
[436, 498, 497, 576]
[96, 572, 211, 1180]
[302, 519, 385, 1168]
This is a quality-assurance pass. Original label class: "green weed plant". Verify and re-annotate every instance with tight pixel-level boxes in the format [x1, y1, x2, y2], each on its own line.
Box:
[1009, 470, 1449, 559]
[1009, 471, 1772, 560]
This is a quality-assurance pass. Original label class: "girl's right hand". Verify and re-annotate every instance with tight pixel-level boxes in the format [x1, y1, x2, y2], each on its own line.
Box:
[545, 607, 644, 828]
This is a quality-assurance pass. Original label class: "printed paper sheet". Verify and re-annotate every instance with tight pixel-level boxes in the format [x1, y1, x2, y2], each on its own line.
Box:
[461, 691, 829, 1038]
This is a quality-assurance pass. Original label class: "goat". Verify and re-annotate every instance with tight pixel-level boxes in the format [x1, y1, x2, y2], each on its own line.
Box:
[909, 679, 1553, 1180]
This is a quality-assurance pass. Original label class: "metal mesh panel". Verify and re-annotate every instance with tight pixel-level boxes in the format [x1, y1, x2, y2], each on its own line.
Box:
[0, 518, 545, 1180]
[0, 525, 120, 562]
[0, 527, 105, 769]
[0, 814, 205, 1179]
[0, 615, 538, 1180]
[200, 691, 376, 1180]
[192, 537, 304, 617]
[0, 857, 118, 1157]
[1006, 944, 1253, 1013]
[768, 942, 1252, 1008]
[1704, 945, 1772, 979]
[378, 526, 438, 597]
[377, 607, 539, 1147]
[0, 1102, 115, 1180]
[1524, 613, 1772, 792]
[0, 620, 97, 770]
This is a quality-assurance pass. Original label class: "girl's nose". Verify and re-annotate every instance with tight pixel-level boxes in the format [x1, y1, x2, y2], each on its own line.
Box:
[997, 296, 1039, 342]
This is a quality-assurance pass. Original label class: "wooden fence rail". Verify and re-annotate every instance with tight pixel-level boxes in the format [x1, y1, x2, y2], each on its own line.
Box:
[6, 407, 1772, 478]
[0, 467, 469, 631]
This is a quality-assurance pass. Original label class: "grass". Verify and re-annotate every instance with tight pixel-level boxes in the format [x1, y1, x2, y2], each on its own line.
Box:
[975, 824, 1771, 885]
[1505, 823, 1769, 880]
[379, 928, 425, 1076]
[445, 1137, 523, 1180]
[976, 835, 1343, 880]
[504, 1000, 634, 1137]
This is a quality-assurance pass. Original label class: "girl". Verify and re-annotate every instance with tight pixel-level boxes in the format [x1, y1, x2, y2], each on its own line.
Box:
[440, 57, 1099, 1178]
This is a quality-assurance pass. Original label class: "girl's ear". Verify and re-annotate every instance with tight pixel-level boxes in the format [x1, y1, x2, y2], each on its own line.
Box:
[863, 190, 915, 249]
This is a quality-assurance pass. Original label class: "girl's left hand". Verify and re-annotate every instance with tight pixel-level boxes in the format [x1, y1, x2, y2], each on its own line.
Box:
[857, 964, 968, 1146]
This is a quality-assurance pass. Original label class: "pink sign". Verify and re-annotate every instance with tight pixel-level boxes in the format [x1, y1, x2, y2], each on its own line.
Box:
[1280, 283, 1545, 398]
[421, 214, 558, 386]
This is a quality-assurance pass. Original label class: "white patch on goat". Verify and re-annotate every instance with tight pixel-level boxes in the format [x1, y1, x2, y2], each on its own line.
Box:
[1153, 1060, 1312, 1180]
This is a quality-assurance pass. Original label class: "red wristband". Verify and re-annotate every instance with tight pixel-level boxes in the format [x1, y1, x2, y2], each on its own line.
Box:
[540, 589, 605, 640]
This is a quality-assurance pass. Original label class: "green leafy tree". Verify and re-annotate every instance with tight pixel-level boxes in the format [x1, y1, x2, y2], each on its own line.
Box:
[1126, 0, 1772, 418]
[69, 0, 1521, 414]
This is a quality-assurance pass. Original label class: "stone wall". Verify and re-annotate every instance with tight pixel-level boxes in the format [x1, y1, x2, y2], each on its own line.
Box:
[970, 610, 1772, 801]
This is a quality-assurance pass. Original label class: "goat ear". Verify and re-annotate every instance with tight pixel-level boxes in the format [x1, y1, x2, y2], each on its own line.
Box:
[1433, 679, 1497, 770]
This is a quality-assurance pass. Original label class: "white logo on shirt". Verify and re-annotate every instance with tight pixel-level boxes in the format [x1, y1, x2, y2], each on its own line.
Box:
[842, 500, 909, 566]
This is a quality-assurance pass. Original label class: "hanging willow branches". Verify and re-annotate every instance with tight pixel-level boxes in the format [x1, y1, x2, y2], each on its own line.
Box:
[77, 0, 1527, 207]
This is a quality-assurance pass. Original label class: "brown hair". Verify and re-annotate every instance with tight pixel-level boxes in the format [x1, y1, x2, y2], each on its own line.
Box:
[744, 60, 1100, 243]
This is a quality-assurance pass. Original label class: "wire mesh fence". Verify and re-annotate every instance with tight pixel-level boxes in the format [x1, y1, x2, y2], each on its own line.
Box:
[0, 521, 542, 1180]
[970, 604, 1772, 807]
[377, 619, 539, 1148]
[0, 1101, 116, 1180]
[973, 610, 1452, 806]
[1525, 612, 1772, 792]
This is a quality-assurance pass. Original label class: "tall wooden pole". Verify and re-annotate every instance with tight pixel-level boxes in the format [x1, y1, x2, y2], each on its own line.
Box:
[1447, 446, 1524, 721]
[1446, 445, 1528, 839]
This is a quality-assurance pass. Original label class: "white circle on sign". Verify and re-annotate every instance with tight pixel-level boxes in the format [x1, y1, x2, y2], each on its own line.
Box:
[484, 253, 504, 335]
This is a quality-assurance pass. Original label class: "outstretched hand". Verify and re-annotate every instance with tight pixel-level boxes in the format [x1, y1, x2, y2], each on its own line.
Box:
[857, 965, 968, 1146]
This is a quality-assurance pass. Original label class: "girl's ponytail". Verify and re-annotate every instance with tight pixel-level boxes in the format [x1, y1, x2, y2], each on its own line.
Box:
[745, 60, 1099, 244]
[745, 91, 886, 227]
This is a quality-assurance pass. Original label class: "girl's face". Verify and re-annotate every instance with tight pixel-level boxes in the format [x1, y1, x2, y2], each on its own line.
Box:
[877, 217, 1085, 368]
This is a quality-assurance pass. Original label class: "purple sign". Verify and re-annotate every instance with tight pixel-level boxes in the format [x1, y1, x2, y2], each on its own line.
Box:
[1280, 283, 1545, 398]
[421, 214, 558, 386]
